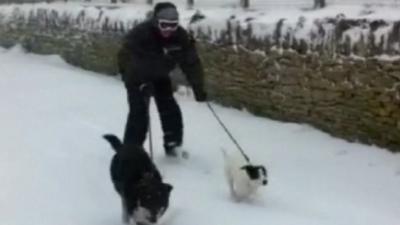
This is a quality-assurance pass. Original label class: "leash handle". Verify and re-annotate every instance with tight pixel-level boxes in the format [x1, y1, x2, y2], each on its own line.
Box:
[206, 102, 250, 162]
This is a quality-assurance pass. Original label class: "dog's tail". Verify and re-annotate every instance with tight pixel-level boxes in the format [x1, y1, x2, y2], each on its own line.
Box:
[103, 134, 123, 152]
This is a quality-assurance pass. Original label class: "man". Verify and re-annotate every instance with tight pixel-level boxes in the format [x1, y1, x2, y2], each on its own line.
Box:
[117, 2, 207, 157]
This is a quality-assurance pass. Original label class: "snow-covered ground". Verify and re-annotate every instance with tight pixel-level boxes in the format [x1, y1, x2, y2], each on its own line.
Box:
[1, 46, 400, 225]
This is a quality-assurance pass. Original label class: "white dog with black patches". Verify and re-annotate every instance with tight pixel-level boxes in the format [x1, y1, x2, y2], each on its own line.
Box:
[222, 149, 268, 202]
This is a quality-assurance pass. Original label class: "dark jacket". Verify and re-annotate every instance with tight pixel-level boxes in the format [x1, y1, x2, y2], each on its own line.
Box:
[118, 19, 205, 96]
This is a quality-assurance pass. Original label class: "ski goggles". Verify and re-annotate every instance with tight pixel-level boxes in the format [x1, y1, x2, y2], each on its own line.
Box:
[158, 19, 179, 31]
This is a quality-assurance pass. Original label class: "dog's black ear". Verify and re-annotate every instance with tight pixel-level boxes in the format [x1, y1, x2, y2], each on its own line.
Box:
[240, 165, 250, 171]
[103, 134, 122, 152]
[163, 183, 173, 193]
[241, 165, 260, 180]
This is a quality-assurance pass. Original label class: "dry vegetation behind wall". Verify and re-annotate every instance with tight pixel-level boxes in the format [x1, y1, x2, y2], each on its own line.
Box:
[1, 7, 400, 151]
[201, 45, 400, 151]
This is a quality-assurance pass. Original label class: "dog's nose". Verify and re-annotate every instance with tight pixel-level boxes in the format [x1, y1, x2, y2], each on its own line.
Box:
[262, 180, 267, 185]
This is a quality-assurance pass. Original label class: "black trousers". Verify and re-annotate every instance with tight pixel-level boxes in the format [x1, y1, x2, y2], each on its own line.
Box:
[123, 77, 183, 150]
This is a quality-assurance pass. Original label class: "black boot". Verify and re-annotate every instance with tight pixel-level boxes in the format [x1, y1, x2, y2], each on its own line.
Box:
[164, 142, 180, 157]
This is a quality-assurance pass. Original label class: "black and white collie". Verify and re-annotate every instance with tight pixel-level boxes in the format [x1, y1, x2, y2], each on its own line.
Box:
[103, 134, 173, 225]
[222, 149, 267, 202]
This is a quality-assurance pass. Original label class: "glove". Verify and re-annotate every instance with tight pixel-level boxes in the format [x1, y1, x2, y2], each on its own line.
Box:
[194, 89, 207, 102]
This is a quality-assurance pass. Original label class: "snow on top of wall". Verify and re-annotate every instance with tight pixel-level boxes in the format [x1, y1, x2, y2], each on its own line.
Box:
[68, 0, 314, 9]
[0, 3, 149, 24]
[68, 0, 400, 8]
[0, 2, 400, 53]
[375, 54, 400, 61]
[1, 2, 399, 25]
[182, 4, 400, 43]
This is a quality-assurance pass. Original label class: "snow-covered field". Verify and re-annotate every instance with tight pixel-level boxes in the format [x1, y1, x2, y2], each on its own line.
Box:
[0, 46, 399, 225]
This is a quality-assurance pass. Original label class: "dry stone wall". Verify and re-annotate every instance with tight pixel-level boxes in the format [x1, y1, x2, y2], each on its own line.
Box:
[201, 45, 400, 151]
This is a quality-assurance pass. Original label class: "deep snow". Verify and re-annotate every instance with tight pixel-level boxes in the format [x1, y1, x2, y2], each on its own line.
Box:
[0, 46, 399, 225]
